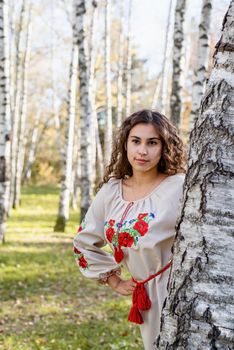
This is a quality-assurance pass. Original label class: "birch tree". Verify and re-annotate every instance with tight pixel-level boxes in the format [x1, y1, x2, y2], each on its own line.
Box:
[13, 4, 31, 208]
[23, 110, 40, 182]
[10, 0, 27, 209]
[116, 0, 124, 128]
[0, 0, 11, 243]
[189, 0, 212, 131]
[170, 0, 187, 128]
[75, 0, 93, 220]
[125, 0, 132, 118]
[88, 0, 100, 184]
[54, 44, 78, 231]
[156, 1, 234, 348]
[152, 0, 173, 113]
[104, 0, 112, 165]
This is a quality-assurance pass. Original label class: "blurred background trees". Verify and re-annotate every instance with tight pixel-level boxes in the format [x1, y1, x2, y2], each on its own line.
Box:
[0, 0, 231, 241]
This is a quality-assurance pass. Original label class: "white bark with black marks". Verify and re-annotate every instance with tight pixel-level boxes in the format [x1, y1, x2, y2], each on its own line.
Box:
[0, 0, 11, 243]
[170, 0, 187, 128]
[152, 0, 173, 113]
[189, 0, 212, 131]
[10, 0, 27, 209]
[74, 0, 92, 220]
[104, 0, 112, 165]
[14, 6, 31, 208]
[54, 44, 78, 231]
[125, 0, 132, 118]
[116, 0, 124, 128]
[156, 2, 234, 348]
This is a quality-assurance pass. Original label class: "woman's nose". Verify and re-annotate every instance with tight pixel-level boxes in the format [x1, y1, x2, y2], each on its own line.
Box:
[138, 146, 147, 155]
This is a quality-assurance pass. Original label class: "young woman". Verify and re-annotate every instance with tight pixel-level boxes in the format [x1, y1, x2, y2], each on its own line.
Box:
[73, 109, 186, 350]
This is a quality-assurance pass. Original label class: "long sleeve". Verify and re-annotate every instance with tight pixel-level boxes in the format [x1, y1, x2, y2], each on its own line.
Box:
[73, 184, 121, 282]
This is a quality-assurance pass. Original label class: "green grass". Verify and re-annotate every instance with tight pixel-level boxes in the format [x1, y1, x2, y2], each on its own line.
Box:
[0, 186, 142, 350]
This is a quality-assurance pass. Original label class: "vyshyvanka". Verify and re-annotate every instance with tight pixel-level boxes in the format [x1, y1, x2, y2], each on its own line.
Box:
[73, 174, 184, 350]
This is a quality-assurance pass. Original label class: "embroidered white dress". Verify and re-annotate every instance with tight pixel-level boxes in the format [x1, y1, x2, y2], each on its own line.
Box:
[73, 173, 185, 350]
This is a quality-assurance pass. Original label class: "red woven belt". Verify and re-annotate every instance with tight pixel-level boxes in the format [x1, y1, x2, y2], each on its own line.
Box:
[128, 259, 172, 324]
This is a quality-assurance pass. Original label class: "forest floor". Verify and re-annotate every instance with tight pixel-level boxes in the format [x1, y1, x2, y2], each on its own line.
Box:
[0, 186, 142, 350]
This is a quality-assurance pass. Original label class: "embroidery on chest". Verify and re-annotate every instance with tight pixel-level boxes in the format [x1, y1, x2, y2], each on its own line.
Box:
[104, 212, 155, 248]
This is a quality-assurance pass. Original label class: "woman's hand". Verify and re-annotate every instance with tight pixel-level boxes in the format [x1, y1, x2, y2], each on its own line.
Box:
[107, 275, 136, 296]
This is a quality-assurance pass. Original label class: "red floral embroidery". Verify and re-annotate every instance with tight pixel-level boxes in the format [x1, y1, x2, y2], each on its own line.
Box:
[133, 220, 148, 236]
[118, 232, 134, 247]
[74, 246, 81, 254]
[109, 219, 115, 227]
[78, 256, 88, 268]
[77, 225, 82, 233]
[106, 227, 115, 242]
[138, 213, 148, 220]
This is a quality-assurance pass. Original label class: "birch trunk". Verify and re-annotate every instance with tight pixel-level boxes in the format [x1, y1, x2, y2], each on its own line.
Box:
[125, 0, 132, 118]
[23, 111, 40, 182]
[0, 0, 11, 243]
[54, 44, 78, 231]
[189, 0, 212, 131]
[13, 7, 31, 208]
[152, 0, 173, 113]
[104, 0, 112, 165]
[9, 0, 26, 210]
[170, 0, 187, 128]
[75, 0, 93, 220]
[156, 2, 234, 348]
[116, 0, 124, 128]
[95, 109, 104, 184]
[89, 0, 99, 184]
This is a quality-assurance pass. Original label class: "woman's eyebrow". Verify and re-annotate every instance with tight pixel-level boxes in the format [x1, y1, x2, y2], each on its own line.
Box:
[130, 136, 161, 140]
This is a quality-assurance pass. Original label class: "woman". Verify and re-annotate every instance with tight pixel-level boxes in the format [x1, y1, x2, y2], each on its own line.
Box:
[73, 109, 186, 350]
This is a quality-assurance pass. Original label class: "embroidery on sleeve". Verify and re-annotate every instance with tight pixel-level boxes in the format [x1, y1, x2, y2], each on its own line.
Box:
[73, 246, 89, 270]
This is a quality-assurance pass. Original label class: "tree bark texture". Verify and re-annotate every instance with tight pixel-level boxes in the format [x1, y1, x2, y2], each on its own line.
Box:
[9, 0, 27, 210]
[170, 0, 187, 128]
[0, 0, 11, 243]
[189, 0, 212, 132]
[125, 0, 132, 118]
[14, 6, 31, 208]
[54, 44, 78, 232]
[152, 0, 173, 113]
[88, 0, 99, 185]
[116, 0, 124, 128]
[23, 111, 40, 182]
[156, 2, 234, 349]
[104, 0, 112, 165]
[74, 0, 93, 220]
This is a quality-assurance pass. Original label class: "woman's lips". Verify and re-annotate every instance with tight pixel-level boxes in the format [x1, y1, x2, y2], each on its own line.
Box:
[134, 158, 149, 164]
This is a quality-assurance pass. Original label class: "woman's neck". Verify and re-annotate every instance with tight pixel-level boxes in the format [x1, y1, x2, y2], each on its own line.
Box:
[130, 169, 161, 186]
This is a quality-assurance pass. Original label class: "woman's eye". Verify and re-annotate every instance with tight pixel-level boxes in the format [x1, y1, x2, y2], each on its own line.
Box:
[132, 139, 139, 144]
[149, 141, 157, 145]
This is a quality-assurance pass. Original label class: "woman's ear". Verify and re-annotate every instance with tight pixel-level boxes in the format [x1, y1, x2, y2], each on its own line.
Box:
[124, 142, 127, 151]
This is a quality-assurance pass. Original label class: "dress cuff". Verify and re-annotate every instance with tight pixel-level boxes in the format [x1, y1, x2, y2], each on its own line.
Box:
[98, 267, 121, 284]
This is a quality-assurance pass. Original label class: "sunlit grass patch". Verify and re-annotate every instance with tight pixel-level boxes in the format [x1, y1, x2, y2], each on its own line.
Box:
[0, 185, 142, 350]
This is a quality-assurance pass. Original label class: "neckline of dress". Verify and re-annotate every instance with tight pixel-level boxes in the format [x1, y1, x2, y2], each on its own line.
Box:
[119, 174, 176, 203]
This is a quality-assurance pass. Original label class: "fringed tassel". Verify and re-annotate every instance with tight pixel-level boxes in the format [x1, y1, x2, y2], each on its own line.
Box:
[114, 246, 124, 263]
[128, 283, 151, 324]
[137, 284, 151, 310]
[128, 305, 144, 324]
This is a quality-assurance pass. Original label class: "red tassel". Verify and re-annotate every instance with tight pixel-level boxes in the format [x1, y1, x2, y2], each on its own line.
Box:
[136, 284, 151, 310]
[114, 246, 124, 263]
[128, 305, 144, 324]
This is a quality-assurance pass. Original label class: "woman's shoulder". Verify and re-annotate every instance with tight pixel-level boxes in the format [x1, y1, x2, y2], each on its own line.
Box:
[166, 172, 185, 186]
[97, 177, 121, 196]
[155, 172, 185, 199]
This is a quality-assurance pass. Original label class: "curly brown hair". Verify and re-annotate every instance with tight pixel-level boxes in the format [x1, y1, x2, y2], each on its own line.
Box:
[100, 109, 186, 186]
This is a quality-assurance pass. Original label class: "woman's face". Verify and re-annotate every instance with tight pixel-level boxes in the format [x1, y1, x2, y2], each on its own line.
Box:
[126, 123, 163, 174]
